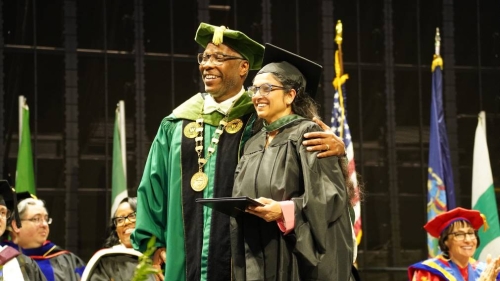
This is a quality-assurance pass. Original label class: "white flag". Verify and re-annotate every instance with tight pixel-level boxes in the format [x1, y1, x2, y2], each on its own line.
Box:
[472, 111, 500, 260]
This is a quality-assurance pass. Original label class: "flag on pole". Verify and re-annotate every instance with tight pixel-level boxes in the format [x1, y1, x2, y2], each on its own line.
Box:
[110, 101, 128, 216]
[16, 96, 36, 195]
[426, 28, 456, 257]
[331, 78, 362, 245]
[472, 111, 500, 260]
[331, 21, 362, 246]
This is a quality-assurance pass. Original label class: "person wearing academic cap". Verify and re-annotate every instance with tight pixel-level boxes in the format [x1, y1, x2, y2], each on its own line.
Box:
[2, 193, 86, 281]
[131, 23, 347, 281]
[230, 44, 357, 281]
[0, 180, 47, 281]
[408, 207, 500, 281]
[80, 197, 155, 281]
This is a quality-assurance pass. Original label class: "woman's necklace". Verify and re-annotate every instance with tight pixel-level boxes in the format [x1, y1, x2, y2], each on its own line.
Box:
[190, 109, 231, 192]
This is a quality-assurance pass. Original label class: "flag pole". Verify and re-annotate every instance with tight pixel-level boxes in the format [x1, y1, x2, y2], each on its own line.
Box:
[426, 26, 456, 257]
[432, 28, 443, 71]
[334, 20, 344, 76]
[118, 101, 127, 180]
[19, 96, 25, 146]
[331, 20, 362, 249]
[333, 20, 348, 138]
[435, 28, 440, 56]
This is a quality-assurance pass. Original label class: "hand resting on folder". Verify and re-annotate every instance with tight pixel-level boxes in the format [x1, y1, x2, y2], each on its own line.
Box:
[195, 196, 264, 217]
[196, 196, 285, 222]
[244, 197, 284, 222]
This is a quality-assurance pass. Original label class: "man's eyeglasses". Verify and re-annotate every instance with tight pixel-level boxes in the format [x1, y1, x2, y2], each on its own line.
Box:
[113, 212, 137, 227]
[22, 216, 52, 225]
[197, 53, 245, 66]
[247, 83, 289, 97]
[449, 231, 477, 241]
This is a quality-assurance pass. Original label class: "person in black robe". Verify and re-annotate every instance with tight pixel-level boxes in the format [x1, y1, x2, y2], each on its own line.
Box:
[231, 44, 357, 281]
[81, 197, 155, 281]
[0, 180, 47, 281]
[2, 192, 85, 281]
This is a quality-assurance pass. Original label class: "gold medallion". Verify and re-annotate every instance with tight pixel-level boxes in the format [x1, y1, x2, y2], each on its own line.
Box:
[191, 171, 208, 192]
[225, 119, 243, 134]
[184, 122, 199, 138]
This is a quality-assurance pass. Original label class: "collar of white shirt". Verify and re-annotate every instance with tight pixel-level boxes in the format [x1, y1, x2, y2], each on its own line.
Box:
[203, 87, 245, 115]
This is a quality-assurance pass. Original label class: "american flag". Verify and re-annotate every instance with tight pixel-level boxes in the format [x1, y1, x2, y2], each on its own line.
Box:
[331, 82, 362, 245]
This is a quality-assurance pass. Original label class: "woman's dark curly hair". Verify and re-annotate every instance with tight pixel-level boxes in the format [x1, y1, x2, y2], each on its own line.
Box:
[265, 71, 319, 120]
[103, 197, 137, 248]
[438, 220, 480, 259]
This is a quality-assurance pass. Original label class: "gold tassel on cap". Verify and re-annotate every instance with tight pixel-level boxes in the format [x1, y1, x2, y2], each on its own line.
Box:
[212, 26, 227, 45]
[481, 213, 489, 232]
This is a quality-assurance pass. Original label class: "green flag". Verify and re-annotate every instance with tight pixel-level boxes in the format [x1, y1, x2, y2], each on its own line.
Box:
[472, 111, 500, 260]
[111, 101, 128, 216]
[16, 96, 36, 195]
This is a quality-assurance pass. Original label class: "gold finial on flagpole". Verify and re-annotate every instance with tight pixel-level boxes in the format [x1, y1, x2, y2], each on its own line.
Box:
[432, 27, 443, 71]
[435, 27, 441, 56]
[335, 20, 343, 46]
[334, 20, 344, 79]
[333, 20, 348, 138]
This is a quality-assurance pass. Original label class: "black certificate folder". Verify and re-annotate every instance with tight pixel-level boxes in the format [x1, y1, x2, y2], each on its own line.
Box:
[196, 196, 264, 217]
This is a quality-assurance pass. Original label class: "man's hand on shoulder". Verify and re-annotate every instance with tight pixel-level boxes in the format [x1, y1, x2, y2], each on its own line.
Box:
[302, 117, 346, 159]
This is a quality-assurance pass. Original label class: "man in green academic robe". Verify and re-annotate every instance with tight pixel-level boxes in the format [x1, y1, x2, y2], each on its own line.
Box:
[131, 23, 346, 281]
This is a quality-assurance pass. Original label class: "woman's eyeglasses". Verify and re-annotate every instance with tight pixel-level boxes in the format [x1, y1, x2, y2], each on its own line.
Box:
[247, 83, 289, 97]
[449, 231, 477, 241]
[113, 212, 137, 227]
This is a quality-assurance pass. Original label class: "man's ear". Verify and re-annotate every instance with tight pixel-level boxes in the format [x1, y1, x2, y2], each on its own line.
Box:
[239, 60, 250, 77]
[10, 219, 21, 234]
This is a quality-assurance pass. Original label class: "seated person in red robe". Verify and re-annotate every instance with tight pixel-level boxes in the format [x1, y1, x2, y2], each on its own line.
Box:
[408, 207, 500, 281]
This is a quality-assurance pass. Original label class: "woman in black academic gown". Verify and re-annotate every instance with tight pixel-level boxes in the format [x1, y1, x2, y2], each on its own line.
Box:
[81, 197, 155, 281]
[230, 44, 357, 281]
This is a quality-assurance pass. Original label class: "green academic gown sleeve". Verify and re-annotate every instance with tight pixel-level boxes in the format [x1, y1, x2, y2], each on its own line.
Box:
[131, 118, 188, 280]
[131, 121, 172, 252]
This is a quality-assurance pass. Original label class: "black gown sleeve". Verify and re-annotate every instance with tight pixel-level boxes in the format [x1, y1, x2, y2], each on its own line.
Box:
[88, 255, 156, 281]
[292, 123, 349, 266]
[50, 252, 86, 281]
[17, 254, 48, 281]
